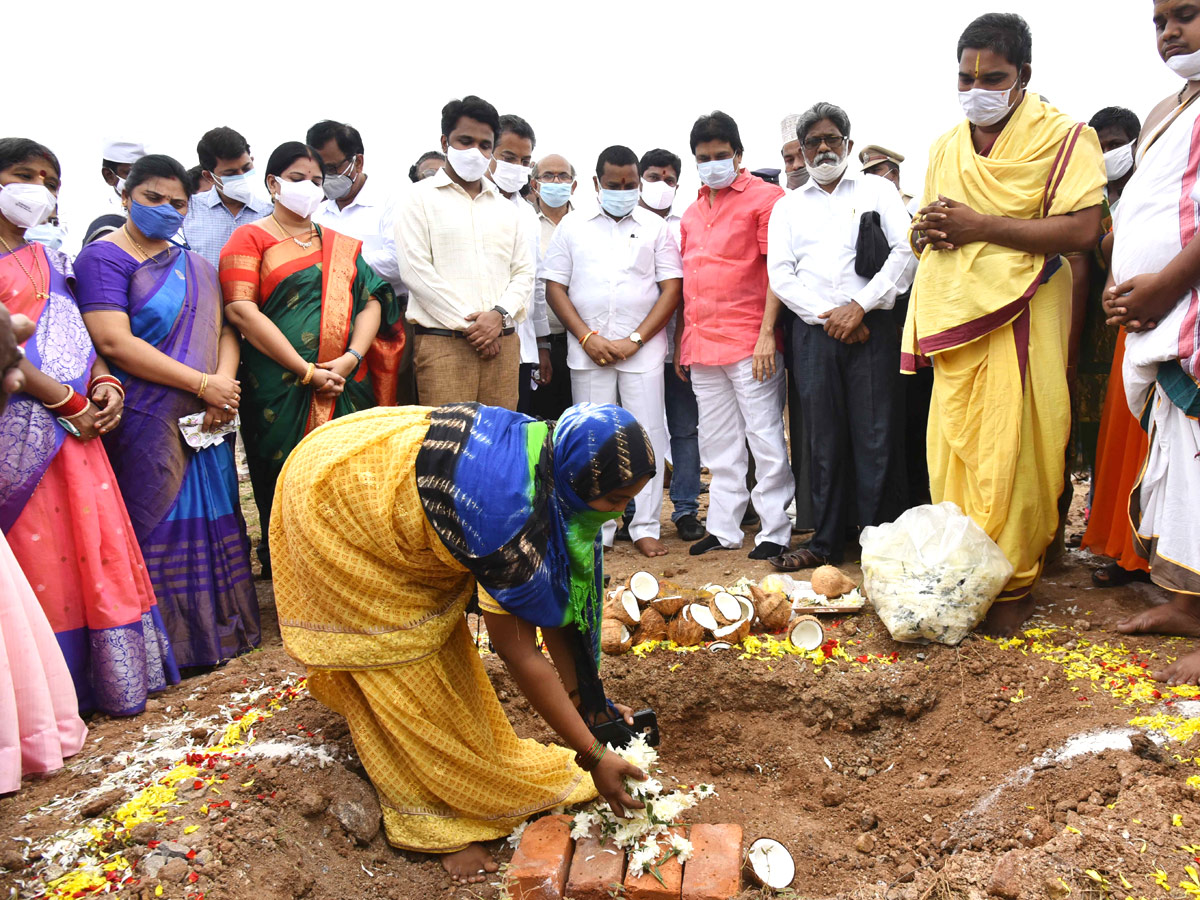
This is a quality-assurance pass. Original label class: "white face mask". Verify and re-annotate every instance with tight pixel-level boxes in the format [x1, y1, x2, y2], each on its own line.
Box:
[806, 149, 850, 186]
[272, 176, 325, 219]
[215, 169, 257, 205]
[1104, 142, 1135, 182]
[321, 159, 356, 201]
[958, 80, 1021, 127]
[640, 179, 676, 210]
[0, 183, 56, 229]
[445, 145, 492, 182]
[1167, 46, 1200, 79]
[115, 177, 126, 199]
[490, 158, 531, 194]
[697, 158, 738, 189]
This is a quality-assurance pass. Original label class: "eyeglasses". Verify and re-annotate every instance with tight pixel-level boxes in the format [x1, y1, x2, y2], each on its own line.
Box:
[322, 157, 354, 177]
[536, 172, 574, 183]
[802, 135, 846, 152]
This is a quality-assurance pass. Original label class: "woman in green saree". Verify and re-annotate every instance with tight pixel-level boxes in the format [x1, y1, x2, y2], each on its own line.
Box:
[220, 141, 398, 574]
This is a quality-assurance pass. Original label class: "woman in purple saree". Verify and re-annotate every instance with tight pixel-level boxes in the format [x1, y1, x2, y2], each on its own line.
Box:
[75, 155, 259, 670]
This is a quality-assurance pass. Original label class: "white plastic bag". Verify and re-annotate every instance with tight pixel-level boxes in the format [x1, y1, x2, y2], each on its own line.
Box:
[859, 502, 1014, 645]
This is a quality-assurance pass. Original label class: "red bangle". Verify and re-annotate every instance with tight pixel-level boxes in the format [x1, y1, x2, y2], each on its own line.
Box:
[89, 374, 124, 396]
[56, 388, 89, 419]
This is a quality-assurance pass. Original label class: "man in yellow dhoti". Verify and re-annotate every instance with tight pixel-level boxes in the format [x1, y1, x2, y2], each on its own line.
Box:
[906, 13, 1106, 635]
[270, 402, 650, 882]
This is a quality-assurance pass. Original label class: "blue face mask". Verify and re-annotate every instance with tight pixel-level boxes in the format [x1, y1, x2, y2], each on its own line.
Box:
[538, 181, 573, 209]
[128, 199, 185, 241]
[24, 222, 67, 251]
[598, 187, 639, 218]
[697, 158, 738, 189]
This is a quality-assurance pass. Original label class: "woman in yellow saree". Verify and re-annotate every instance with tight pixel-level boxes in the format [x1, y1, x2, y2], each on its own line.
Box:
[220, 142, 398, 574]
[270, 402, 650, 882]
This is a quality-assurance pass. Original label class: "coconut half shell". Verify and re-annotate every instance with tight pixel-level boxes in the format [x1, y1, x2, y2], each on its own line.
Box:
[688, 603, 720, 633]
[811, 565, 857, 599]
[757, 592, 792, 632]
[667, 616, 705, 647]
[708, 591, 743, 626]
[601, 618, 634, 655]
[708, 641, 733, 652]
[611, 590, 642, 626]
[788, 615, 825, 651]
[745, 838, 795, 890]
[712, 617, 751, 644]
[653, 593, 687, 617]
[633, 606, 668, 644]
[627, 571, 660, 603]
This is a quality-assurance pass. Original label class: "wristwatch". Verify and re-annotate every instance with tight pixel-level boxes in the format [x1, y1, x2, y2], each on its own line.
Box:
[629, 331, 644, 347]
[491, 306, 513, 329]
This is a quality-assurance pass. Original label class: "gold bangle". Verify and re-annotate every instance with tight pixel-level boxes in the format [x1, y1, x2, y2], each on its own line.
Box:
[196, 373, 209, 400]
[300, 362, 315, 386]
[580, 330, 598, 348]
[45, 384, 75, 410]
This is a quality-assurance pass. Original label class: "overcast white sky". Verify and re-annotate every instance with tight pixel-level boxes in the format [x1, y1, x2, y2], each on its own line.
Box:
[7, 0, 1181, 248]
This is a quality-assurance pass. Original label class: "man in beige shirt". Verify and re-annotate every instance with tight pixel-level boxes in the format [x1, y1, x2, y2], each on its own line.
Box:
[396, 94, 534, 409]
[529, 152, 576, 420]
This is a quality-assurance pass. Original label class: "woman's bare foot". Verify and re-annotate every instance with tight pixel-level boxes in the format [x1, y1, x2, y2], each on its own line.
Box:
[1116, 602, 1200, 637]
[979, 595, 1036, 637]
[1154, 648, 1200, 686]
[441, 843, 498, 884]
[634, 536, 668, 558]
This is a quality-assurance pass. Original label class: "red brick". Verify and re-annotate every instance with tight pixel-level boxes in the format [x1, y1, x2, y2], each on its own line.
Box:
[507, 815, 574, 900]
[682, 824, 743, 900]
[566, 827, 626, 900]
[623, 827, 686, 900]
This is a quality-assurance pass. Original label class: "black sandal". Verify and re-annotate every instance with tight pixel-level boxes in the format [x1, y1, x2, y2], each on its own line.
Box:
[1091, 563, 1152, 587]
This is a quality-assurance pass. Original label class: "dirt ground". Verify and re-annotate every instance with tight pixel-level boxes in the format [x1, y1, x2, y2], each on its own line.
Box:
[2, 477, 1199, 900]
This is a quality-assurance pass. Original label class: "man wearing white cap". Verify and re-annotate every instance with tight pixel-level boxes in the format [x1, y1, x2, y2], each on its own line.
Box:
[780, 115, 808, 191]
[81, 140, 147, 246]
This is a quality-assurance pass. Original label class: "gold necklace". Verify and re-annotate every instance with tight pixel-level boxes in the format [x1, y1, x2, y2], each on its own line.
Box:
[0, 234, 48, 301]
[123, 225, 153, 261]
[271, 212, 314, 249]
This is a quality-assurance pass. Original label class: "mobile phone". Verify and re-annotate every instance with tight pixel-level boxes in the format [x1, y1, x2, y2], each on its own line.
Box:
[590, 708, 659, 749]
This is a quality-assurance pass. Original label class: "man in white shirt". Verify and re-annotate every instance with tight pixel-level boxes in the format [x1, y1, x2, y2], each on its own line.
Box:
[637, 148, 707, 543]
[396, 95, 534, 410]
[309, 120, 413, 404]
[485, 114, 550, 415]
[529, 153, 577, 420]
[82, 140, 147, 246]
[543, 145, 683, 556]
[767, 102, 913, 570]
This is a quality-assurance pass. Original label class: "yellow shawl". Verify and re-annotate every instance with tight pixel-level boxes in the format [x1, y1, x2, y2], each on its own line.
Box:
[901, 93, 1105, 372]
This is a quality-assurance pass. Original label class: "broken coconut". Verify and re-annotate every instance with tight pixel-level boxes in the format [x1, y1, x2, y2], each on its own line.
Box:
[712, 617, 751, 643]
[611, 591, 642, 626]
[627, 571, 659, 603]
[601, 618, 634, 655]
[708, 590, 743, 626]
[667, 615, 705, 647]
[653, 593, 688, 617]
[687, 603, 720, 633]
[746, 838, 795, 890]
[788, 615, 825, 651]
[811, 565, 857, 599]
[633, 606, 668, 644]
[756, 592, 792, 632]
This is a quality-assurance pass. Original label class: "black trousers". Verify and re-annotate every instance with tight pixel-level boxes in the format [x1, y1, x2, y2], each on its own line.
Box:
[781, 311, 814, 531]
[793, 310, 901, 559]
[529, 332, 574, 421]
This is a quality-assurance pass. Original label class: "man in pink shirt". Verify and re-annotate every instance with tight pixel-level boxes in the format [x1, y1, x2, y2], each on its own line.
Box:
[676, 111, 794, 558]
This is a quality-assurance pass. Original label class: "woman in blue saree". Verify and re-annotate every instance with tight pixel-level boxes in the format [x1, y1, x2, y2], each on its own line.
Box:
[75, 154, 259, 670]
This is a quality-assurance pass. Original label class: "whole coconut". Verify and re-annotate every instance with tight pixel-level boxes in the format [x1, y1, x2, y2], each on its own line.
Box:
[634, 607, 668, 644]
[757, 592, 792, 632]
[601, 618, 634, 655]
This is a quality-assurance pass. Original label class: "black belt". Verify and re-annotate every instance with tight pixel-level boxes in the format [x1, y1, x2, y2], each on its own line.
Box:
[414, 325, 516, 338]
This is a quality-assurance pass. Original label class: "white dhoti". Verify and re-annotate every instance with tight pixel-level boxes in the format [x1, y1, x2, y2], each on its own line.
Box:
[570, 367, 667, 544]
[690, 354, 794, 548]
[1131, 385, 1200, 595]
